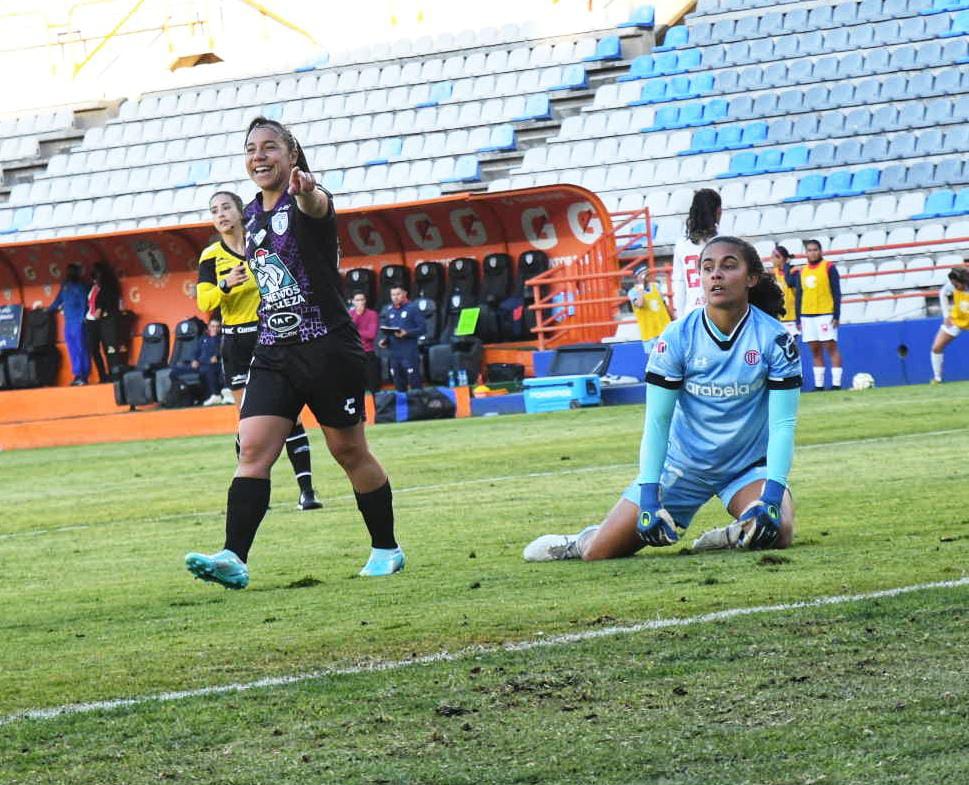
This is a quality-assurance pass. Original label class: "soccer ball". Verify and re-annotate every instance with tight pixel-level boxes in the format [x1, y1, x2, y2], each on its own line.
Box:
[851, 372, 875, 390]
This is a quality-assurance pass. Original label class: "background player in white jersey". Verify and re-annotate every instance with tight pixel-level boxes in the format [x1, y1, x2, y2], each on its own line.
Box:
[930, 266, 969, 383]
[671, 189, 721, 319]
[524, 236, 801, 562]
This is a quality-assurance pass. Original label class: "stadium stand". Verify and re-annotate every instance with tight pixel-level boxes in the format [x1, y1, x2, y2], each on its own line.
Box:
[0, 0, 967, 337]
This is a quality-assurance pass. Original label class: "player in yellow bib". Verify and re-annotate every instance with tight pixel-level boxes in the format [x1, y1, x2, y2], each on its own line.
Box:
[930, 266, 969, 383]
[793, 239, 843, 390]
[771, 245, 799, 337]
[197, 191, 322, 511]
[626, 263, 671, 353]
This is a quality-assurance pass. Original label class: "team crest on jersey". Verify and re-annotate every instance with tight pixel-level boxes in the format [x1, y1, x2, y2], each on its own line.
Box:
[655, 340, 667, 354]
[775, 332, 799, 361]
[744, 349, 761, 366]
[271, 211, 289, 235]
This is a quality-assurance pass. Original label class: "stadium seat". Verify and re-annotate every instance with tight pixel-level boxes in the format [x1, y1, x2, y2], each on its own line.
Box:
[618, 5, 655, 28]
[785, 175, 825, 202]
[779, 145, 808, 170]
[729, 95, 754, 120]
[715, 125, 744, 150]
[584, 35, 622, 61]
[512, 94, 551, 121]
[655, 26, 689, 52]
[913, 190, 956, 218]
[836, 139, 863, 166]
[717, 151, 757, 178]
[819, 112, 846, 138]
[942, 124, 969, 153]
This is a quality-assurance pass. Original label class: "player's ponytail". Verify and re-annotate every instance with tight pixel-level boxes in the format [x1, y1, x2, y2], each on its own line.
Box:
[245, 116, 311, 173]
[703, 235, 787, 320]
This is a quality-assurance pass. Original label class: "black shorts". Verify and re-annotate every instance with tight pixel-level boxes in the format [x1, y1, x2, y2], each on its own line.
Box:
[221, 326, 258, 390]
[240, 330, 367, 428]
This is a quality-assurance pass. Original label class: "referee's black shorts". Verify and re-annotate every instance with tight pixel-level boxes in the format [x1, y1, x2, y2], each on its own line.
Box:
[221, 323, 259, 391]
[240, 327, 367, 428]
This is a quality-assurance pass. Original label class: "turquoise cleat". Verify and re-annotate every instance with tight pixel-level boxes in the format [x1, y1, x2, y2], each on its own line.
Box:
[185, 549, 250, 589]
[358, 547, 405, 577]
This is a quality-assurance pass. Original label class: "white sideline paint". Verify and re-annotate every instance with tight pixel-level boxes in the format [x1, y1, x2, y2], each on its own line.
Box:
[3, 577, 966, 728]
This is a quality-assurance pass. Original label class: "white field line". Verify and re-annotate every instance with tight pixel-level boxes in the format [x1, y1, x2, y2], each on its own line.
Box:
[2, 576, 967, 728]
[2, 427, 965, 541]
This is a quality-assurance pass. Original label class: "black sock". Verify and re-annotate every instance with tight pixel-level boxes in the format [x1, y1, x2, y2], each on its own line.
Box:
[286, 423, 313, 492]
[223, 477, 271, 562]
[354, 480, 397, 549]
[234, 434, 241, 460]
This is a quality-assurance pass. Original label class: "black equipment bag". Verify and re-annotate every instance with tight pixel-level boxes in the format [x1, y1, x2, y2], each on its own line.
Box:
[406, 387, 456, 421]
[6, 348, 60, 388]
[21, 309, 56, 349]
[373, 390, 400, 423]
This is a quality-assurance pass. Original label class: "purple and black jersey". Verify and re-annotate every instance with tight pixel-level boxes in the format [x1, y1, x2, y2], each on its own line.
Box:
[244, 189, 351, 346]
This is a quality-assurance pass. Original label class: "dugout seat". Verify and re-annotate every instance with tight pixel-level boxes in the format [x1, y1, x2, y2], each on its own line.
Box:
[4, 308, 60, 388]
[116, 322, 170, 409]
[378, 264, 411, 309]
[440, 257, 480, 342]
[153, 319, 205, 408]
[344, 267, 376, 307]
[478, 253, 513, 343]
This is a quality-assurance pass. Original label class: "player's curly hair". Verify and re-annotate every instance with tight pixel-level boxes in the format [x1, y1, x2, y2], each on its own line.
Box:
[209, 190, 244, 215]
[684, 188, 721, 245]
[702, 236, 786, 320]
[245, 116, 310, 172]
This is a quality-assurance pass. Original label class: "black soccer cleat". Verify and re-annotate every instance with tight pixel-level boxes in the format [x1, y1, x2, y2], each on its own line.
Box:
[298, 489, 323, 511]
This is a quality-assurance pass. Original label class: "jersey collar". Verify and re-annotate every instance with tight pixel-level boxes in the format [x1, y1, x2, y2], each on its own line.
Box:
[702, 306, 751, 351]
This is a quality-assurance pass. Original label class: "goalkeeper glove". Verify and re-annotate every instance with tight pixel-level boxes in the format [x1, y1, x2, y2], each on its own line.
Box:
[738, 479, 785, 550]
[636, 483, 679, 546]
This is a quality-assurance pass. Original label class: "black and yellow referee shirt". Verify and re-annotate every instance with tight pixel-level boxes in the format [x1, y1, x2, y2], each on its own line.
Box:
[196, 240, 260, 326]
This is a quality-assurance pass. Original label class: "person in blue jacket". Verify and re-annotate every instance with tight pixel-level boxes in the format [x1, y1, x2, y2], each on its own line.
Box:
[524, 235, 801, 561]
[379, 284, 426, 392]
[48, 263, 91, 385]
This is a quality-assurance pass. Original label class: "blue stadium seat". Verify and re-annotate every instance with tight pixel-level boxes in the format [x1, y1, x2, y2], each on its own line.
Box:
[821, 170, 854, 198]
[836, 139, 864, 165]
[833, 2, 858, 27]
[888, 131, 917, 158]
[741, 121, 768, 146]
[322, 170, 344, 192]
[907, 161, 936, 189]
[774, 35, 799, 60]
[442, 155, 481, 183]
[365, 136, 402, 165]
[690, 22, 714, 47]
[716, 125, 744, 150]
[780, 145, 809, 170]
[655, 51, 681, 75]
[883, 0, 907, 15]
[913, 131, 944, 161]
[804, 85, 829, 111]
[787, 59, 813, 84]
[550, 64, 588, 91]
[880, 75, 907, 101]
[941, 10, 969, 36]
[478, 124, 516, 152]
[942, 37, 969, 63]
[848, 168, 881, 195]
[679, 102, 705, 126]
[898, 15, 927, 40]
[955, 95, 969, 121]
[717, 151, 757, 178]
[700, 44, 725, 68]
[871, 105, 898, 132]
[812, 56, 839, 82]
[904, 71, 933, 98]
[808, 5, 834, 30]
[837, 52, 865, 78]
[715, 69, 739, 93]
[512, 94, 551, 121]
[912, 190, 955, 219]
[752, 93, 777, 118]
[767, 118, 795, 144]
[930, 157, 963, 186]
[653, 26, 689, 52]
[618, 5, 655, 29]
[902, 101, 928, 128]
[630, 79, 667, 105]
[712, 19, 737, 42]
[828, 82, 854, 108]
[584, 36, 622, 61]
[822, 27, 849, 53]
[738, 66, 764, 91]
[890, 45, 917, 70]
[819, 111, 846, 137]
[755, 148, 784, 173]
[749, 37, 773, 62]
[844, 108, 871, 134]
[760, 11, 785, 37]
[800, 30, 824, 56]
[651, 105, 680, 129]
[785, 174, 825, 202]
[702, 98, 728, 123]
[777, 89, 804, 114]
[691, 73, 715, 97]
[723, 41, 751, 67]
[678, 48, 702, 71]
[734, 15, 759, 39]
[857, 0, 885, 22]
[416, 81, 453, 107]
[853, 79, 881, 106]
[873, 20, 901, 45]
[793, 114, 820, 140]
[865, 48, 892, 73]
[933, 69, 961, 95]
[763, 62, 788, 87]
[923, 98, 953, 126]
[807, 142, 836, 167]
[949, 188, 969, 216]
[942, 124, 969, 153]
[682, 127, 717, 154]
[915, 41, 943, 68]
[666, 76, 693, 101]
[859, 136, 889, 163]
[878, 164, 908, 191]
[728, 95, 753, 119]
[618, 54, 656, 81]
[785, 7, 810, 32]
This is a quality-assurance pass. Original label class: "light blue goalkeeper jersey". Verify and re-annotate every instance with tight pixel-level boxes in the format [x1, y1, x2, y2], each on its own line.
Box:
[643, 305, 802, 478]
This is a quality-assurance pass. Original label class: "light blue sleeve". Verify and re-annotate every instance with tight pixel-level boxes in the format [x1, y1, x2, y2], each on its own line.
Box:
[766, 387, 799, 488]
[635, 383, 679, 485]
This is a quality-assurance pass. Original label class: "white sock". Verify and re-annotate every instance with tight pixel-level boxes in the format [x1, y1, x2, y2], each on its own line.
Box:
[831, 367, 843, 387]
[931, 352, 944, 382]
[813, 366, 825, 389]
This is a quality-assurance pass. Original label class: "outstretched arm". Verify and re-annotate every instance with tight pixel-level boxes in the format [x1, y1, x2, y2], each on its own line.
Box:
[289, 168, 330, 219]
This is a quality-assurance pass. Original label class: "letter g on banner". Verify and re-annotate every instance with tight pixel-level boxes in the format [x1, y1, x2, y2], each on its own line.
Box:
[521, 207, 557, 251]
[348, 219, 386, 256]
[567, 201, 603, 245]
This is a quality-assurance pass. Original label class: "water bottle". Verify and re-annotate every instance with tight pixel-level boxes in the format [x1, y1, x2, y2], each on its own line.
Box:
[457, 368, 469, 386]
[447, 369, 457, 387]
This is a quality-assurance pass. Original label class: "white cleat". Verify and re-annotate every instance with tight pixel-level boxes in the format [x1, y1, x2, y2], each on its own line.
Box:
[523, 534, 581, 561]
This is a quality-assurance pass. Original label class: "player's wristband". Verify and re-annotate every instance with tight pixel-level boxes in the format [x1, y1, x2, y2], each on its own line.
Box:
[762, 479, 785, 507]
[639, 482, 660, 508]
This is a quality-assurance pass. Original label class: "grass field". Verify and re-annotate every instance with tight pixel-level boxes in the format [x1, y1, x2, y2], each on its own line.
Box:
[1, 382, 967, 784]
